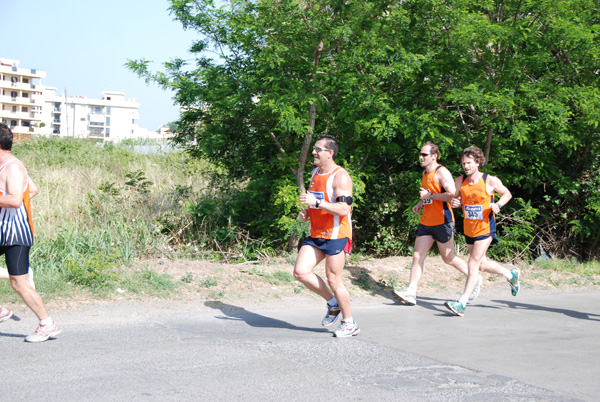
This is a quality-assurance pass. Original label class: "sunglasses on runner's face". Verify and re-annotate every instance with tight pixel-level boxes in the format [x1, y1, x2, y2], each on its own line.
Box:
[420, 153, 431, 157]
[313, 146, 330, 153]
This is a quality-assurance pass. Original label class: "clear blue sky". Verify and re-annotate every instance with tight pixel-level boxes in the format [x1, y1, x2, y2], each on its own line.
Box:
[1, 0, 198, 131]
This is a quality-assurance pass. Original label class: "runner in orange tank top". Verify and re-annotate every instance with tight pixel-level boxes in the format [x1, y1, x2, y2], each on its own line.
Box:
[444, 145, 521, 317]
[294, 135, 359, 338]
[393, 142, 481, 306]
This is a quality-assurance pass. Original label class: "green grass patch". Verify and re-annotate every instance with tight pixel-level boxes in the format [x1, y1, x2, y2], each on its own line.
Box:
[199, 276, 219, 288]
[262, 270, 295, 286]
[535, 258, 600, 275]
[376, 275, 399, 290]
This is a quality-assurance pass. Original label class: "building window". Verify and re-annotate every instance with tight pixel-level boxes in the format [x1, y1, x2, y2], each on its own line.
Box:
[106, 117, 110, 126]
[10, 120, 17, 127]
[11, 91, 17, 98]
[12, 106, 17, 112]
[23, 78, 29, 84]
[106, 106, 111, 115]
[22, 121, 30, 127]
[22, 107, 28, 112]
[22, 92, 29, 98]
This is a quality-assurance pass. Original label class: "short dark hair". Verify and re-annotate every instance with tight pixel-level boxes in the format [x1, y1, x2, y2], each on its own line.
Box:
[316, 135, 339, 158]
[423, 141, 440, 158]
[0, 123, 14, 151]
[460, 145, 486, 166]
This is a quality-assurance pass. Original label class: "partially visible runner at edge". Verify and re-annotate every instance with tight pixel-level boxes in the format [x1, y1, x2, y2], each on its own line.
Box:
[444, 145, 521, 317]
[393, 141, 482, 306]
[0, 123, 61, 342]
[294, 135, 359, 338]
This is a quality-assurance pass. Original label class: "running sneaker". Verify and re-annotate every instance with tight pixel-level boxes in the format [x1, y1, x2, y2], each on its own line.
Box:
[334, 319, 360, 338]
[28, 267, 36, 290]
[469, 274, 483, 301]
[393, 288, 417, 305]
[508, 268, 521, 296]
[0, 306, 13, 323]
[444, 300, 466, 317]
[322, 304, 341, 327]
[24, 322, 61, 343]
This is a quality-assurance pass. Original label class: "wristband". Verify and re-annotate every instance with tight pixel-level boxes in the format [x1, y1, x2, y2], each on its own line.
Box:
[315, 199, 321, 208]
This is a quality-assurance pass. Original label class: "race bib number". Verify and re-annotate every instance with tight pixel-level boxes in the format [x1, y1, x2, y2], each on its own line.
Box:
[465, 205, 484, 220]
[423, 198, 433, 205]
[310, 191, 324, 209]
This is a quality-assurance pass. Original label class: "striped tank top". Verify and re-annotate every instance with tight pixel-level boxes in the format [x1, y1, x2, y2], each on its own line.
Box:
[0, 159, 34, 246]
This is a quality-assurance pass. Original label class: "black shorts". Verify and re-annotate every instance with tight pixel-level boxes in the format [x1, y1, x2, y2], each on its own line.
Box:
[415, 222, 455, 244]
[0, 245, 30, 276]
[464, 233, 499, 245]
[302, 237, 352, 255]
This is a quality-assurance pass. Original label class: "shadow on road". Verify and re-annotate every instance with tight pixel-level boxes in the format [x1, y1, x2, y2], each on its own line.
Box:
[0, 332, 26, 339]
[204, 301, 330, 333]
[492, 299, 600, 321]
[0, 314, 26, 339]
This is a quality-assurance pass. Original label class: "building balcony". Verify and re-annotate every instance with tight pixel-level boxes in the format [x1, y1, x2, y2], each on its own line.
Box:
[0, 110, 40, 121]
[0, 81, 34, 91]
[0, 94, 34, 106]
[11, 125, 41, 136]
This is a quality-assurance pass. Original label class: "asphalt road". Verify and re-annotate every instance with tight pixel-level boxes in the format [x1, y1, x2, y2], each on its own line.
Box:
[1, 290, 599, 401]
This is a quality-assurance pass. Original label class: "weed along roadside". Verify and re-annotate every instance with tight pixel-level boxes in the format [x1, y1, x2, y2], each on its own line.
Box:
[3, 254, 598, 310]
[0, 137, 598, 308]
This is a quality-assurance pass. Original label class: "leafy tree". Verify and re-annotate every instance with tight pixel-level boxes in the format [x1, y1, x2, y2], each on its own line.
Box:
[128, 0, 600, 259]
[128, 0, 417, 246]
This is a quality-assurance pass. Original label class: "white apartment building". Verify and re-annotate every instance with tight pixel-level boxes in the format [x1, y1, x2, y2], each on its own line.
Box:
[1, 57, 159, 142]
[42, 87, 149, 141]
[0, 58, 45, 137]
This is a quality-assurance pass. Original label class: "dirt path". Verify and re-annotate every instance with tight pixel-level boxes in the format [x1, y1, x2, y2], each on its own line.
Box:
[44, 255, 599, 311]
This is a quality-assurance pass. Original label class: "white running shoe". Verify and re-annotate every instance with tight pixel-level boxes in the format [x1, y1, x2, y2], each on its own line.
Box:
[469, 274, 483, 301]
[393, 288, 417, 305]
[334, 319, 360, 338]
[0, 306, 14, 323]
[28, 267, 36, 290]
[25, 322, 61, 343]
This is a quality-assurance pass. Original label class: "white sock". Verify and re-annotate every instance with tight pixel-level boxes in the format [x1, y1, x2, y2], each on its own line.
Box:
[40, 317, 53, 326]
[408, 284, 417, 292]
[342, 317, 354, 323]
[502, 270, 512, 280]
[459, 296, 469, 306]
[327, 296, 338, 307]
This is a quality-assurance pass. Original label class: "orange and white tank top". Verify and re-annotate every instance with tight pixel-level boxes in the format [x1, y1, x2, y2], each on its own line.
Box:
[420, 165, 455, 226]
[460, 173, 496, 238]
[308, 166, 352, 240]
[0, 159, 34, 246]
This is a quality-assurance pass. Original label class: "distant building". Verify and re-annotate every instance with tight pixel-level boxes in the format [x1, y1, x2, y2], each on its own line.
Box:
[1, 57, 169, 142]
[0, 57, 45, 137]
[42, 87, 149, 141]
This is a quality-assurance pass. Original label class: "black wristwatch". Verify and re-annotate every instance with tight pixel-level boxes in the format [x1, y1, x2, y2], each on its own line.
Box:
[315, 199, 321, 208]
